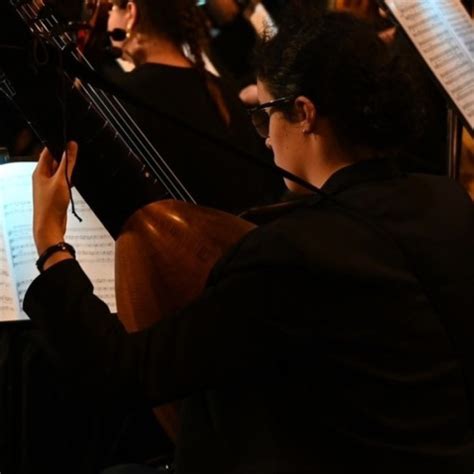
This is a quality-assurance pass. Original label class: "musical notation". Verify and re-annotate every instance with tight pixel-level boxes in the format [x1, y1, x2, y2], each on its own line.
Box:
[386, 0, 474, 129]
[0, 162, 117, 321]
[0, 221, 18, 321]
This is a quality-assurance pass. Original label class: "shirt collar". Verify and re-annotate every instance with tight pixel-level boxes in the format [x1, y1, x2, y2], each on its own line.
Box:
[320, 157, 405, 196]
[240, 158, 405, 224]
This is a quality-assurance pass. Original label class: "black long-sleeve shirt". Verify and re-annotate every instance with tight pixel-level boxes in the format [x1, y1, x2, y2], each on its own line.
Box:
[25, 158, 474, 473]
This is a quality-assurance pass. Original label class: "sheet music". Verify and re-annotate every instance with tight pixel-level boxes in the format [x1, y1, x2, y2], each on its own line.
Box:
[63, 198, 117, 313]
[0, 163, 35, 319]
[0, 219, 17, 321]
[0, 162, 116, 321]
[385, 0, 474, 131]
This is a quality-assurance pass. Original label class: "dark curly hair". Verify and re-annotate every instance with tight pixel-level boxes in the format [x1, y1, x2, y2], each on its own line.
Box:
[255, 11, 425, 153]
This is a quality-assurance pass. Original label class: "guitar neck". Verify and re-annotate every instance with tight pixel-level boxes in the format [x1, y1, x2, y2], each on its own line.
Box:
[0, 0, 193, 238]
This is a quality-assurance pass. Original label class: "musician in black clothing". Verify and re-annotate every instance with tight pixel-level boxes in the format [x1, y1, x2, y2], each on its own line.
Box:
[70, 0, 283, 236]
[25, 11, 474, 474]
[109, 0, 278, 206]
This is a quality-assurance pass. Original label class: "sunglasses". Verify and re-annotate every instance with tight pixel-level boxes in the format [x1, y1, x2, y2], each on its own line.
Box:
[248, 96, 295, 138]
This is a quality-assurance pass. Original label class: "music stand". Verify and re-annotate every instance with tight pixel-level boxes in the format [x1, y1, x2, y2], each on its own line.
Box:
[380, 0, 474, 179]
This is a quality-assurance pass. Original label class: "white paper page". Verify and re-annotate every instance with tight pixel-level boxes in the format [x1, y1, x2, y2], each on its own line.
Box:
[0, 162, 116, 321]
[0, 162, 36, 320]
[0, 218, 17, 321]
[63, 198, 117, 312]
[385, 0, 474, 130]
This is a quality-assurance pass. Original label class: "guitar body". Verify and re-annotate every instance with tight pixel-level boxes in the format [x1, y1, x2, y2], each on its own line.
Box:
[116, 200, 255, 440]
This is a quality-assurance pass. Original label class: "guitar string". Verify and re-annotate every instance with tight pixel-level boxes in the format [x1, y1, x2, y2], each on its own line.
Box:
[31, 3, 192, 202]
[18, 1, 194, 202]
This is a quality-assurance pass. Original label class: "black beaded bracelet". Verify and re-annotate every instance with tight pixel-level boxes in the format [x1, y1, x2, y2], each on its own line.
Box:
[36, 242, 76, 273]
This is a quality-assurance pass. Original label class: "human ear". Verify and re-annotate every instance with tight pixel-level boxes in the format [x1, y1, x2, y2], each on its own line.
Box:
[294, 96, 317, 134]
[125, 1, 138, 31]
